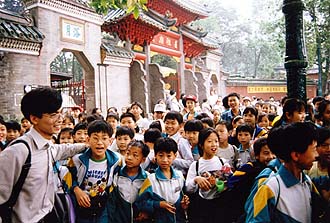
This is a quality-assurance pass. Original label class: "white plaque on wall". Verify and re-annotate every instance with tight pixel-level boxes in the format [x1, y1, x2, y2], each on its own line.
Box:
[61, 18, 85, 44]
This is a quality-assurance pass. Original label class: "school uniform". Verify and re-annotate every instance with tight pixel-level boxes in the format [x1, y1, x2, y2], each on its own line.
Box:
[135, 167, 186, 223]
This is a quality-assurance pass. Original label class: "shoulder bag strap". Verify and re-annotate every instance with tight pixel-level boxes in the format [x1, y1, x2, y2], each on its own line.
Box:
[4, 140, 31, 206]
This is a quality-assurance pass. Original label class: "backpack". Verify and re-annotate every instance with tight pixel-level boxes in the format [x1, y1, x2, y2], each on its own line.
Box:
[0, 140, 31, 223]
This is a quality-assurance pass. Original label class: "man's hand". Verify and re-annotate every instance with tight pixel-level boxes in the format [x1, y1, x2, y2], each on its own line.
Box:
[74, 186, 91, 208]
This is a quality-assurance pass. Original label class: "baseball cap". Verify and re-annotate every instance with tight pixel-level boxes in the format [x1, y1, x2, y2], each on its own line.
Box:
[154, 104, 166, 113]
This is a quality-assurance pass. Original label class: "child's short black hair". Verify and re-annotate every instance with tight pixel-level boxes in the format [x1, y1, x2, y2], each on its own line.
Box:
[201, 117, 214, 128]
[21, 87, 62, 122]
[253, 137, 268, 157]
[227, 92, 240, 100]
[0, 118, 6, 127]
[184, 119, 203, 132]
[128, 140, 150, 157]
[73, 122, 87, 135]
[243, 106, 258, 117]
[164, 111, 183, 124]
[317, 127, 330, 146]
[279, 122, 318, 162]
[267, 126, 285, 155]
[116, 126, 134, 139]
[5, 120, 21, 131]
[106, 112, 119, 121]
[144, 128, 162, 143]
[86, 114, 103, 124]
[257, 112, 268, 123]
[149, 120, 162, 132]
[154, 137, 178, 154]
[87, 120, 113, 137]
[215, 120, 233, 131]
[236, 124, 254, 136]
[120, 112, 136, 123]
[195, 113, 210, 120]
[56, 127, 74, 144]
[63, 115, 75, 125]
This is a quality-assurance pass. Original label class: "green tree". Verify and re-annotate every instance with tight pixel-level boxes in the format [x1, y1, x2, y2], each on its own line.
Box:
[89, 0, 147, 18]
[305, 0, 330, 94]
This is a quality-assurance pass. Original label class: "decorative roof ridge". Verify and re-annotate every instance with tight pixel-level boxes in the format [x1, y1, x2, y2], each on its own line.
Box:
[171, 0, 210, 17]
[25, 0, 103, 25]
[147, 9, 177, 27]
[101, 41, 134, 59]
[181, 24, 207, 38]
[0, 38, 42, 55]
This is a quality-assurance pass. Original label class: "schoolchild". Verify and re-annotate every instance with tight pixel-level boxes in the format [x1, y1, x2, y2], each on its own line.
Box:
[109, 140, 150, 223]
[224, 137, 275, 222]
[164, 111, 194, 175]
[201, 117, 214, 128]
[120, 112, 143, 140]
[242, 106, 268, 140]
[56, 127, 74, 144]
[236, 123, 254, 164]
[70, 120, 122, 223]
[215, 120, 238, 169]
[73, 122, 88, 143]
[245, 122, 322, 223]
[0, 118, 7, 151]
[20, 117, 31, 133]
[183, 95, 199, 121]
[115, 126, 134, 157]
[221, 92, 241, 124]
[257, 112, 270, 129]
[5, 120, 21, 144]
[61, 114, 75, 129]
[106, 112, 119, 138]
[272, 98, 306, 127]
[136, 137, 189, 223]
[229, 115, 244, 147]
[186, 128, 231, 223]
[184, 119, 204, 161]
[141, 128, 162, 173]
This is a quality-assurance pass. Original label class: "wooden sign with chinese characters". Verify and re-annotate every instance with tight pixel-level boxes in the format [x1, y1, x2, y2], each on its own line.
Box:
[60, 18, 85, 44]
[247, 86, 287, 93]
[152, 32, 179, 51]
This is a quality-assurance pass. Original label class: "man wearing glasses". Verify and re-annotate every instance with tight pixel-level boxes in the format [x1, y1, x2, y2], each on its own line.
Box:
[0, 87, 87, 222]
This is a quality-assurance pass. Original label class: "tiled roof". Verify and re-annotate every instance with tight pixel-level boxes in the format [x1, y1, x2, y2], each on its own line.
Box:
[172, 0, 210, 17]
[101, 42, 134, 59]
[0, 19, 44, 43]
[104, 8, 171, 31]
[182, 25, 218, 49]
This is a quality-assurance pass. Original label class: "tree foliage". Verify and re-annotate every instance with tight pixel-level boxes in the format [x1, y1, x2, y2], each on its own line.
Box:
[89, 0, 147, 18]
[304, 0, 330, 93]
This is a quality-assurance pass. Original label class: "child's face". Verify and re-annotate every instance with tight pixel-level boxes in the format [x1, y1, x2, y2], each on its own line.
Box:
[215, 124, 229, 144]
[73, 129, 88, 143]
[243, 112, 256, 127]
[262, 105, 270, 113]
[61, 117, 74, 129]
[59, 131, 74, 144]
[233, 119, 244, 128]
[120, 117, 136, 132]
[164, 119, 181, 136]
[286, 110, 305, 123]
[186, 100, 195, 111]
[317, 138, 330, 164]
[202, 132, 219, 158]
[6, 129, 20, 142]
[185, 131, 199, 146]
[87, 132, 111, 160]
[130, 105, 142, 117]
[237, 131, 251, 147]
[155, 151, 176, 171]
[125, 146, 145, 168]
[296, 140, 318, 170]
[213, 110, 220, 122]
[21, 119, 31, 130]
[116, 135, 132, 151]
[258, 116, 269, 128]
[106, 117, 118, 132]
[0, 124, 7, 142]
[256, 145, 274, 165]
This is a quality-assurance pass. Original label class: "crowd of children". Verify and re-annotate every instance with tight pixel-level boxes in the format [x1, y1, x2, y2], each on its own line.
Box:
[1, 91, 330, 223]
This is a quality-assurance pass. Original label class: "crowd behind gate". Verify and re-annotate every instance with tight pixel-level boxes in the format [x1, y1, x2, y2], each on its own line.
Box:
[1, 87, 330, 223]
